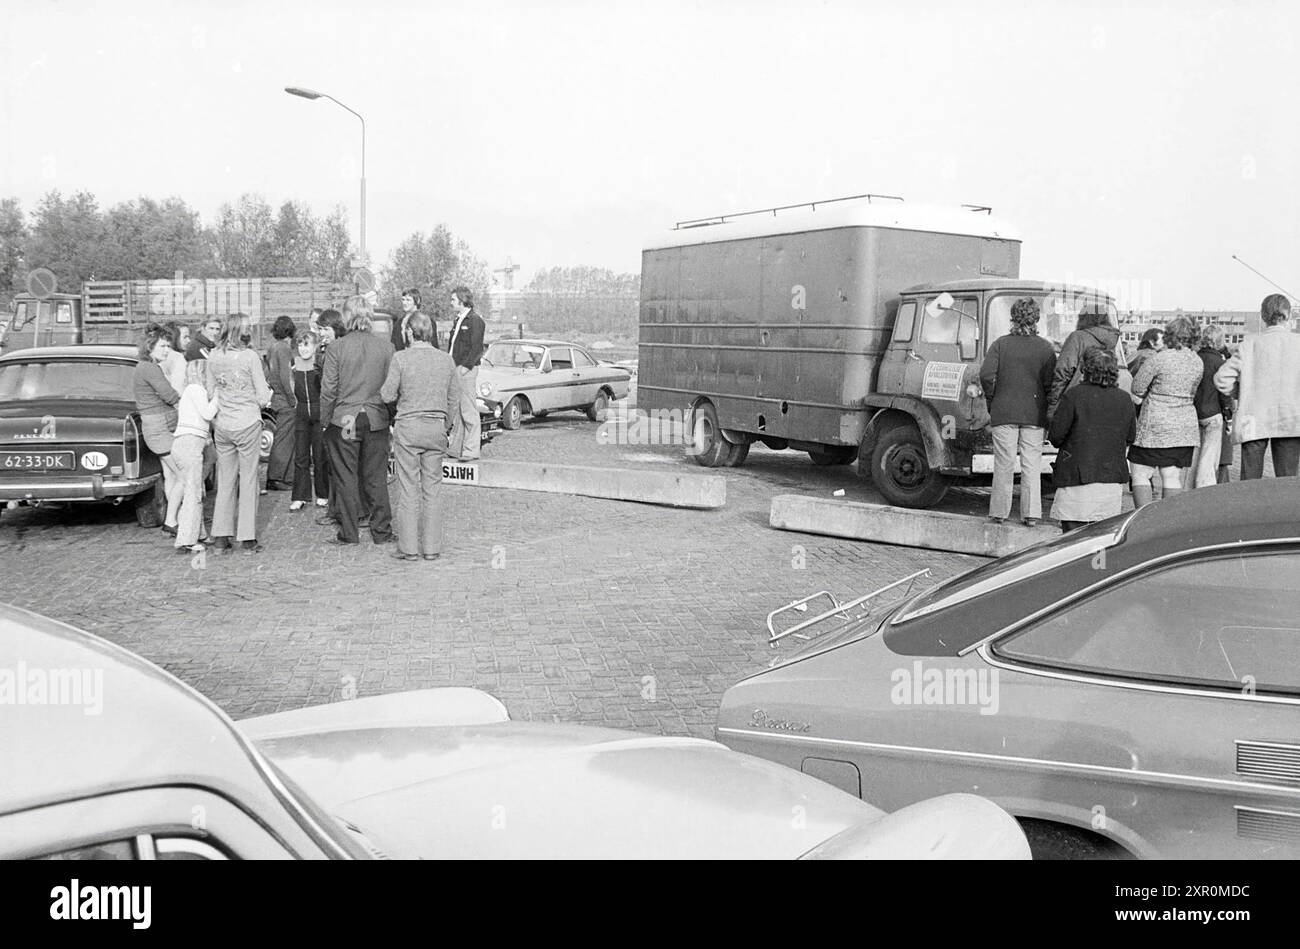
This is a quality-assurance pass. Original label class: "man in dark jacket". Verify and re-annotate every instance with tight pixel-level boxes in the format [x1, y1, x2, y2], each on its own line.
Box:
[393, 288, 441, 353]
[447, 286, 486, 461]
[1188, 324, 1232, 488]
[980, 297, 1057, 526]
[1049, 306, 1122, 418]
[320, 308, 395, 545]
[185, 317, 223, 362]
[264, 315, 298, 490]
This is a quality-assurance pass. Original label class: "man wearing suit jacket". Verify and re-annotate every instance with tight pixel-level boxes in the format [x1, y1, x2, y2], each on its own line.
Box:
[319, 308, 395, 545]
[447, 286, 486, 460]
[392, 288, 442, 353]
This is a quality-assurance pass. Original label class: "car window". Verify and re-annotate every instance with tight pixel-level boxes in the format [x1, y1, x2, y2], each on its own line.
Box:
[892, 302, 917, 342]
[0, 360, 136, 401]
[37, 839, 136, 860]
[55, 302, 73, 324]
[12, 302, 29, 330]
[987, 293, 1120, 351]
[920, 297, 977, 344]
[992, 550, 1300, 695]
[571, 349, 596, 368]
[549, 347, 573, 370]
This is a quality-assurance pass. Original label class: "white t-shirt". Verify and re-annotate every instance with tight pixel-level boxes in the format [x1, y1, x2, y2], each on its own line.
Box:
[174, 383, 219, 440]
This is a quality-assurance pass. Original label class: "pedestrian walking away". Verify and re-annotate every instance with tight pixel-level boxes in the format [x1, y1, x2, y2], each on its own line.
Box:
[1215, 293, 1300, 480]
[207, 312, 273, 552]
[979, 297, 1056, 526]
[447, 285, 486, 461]
[381, 312, 460, 561]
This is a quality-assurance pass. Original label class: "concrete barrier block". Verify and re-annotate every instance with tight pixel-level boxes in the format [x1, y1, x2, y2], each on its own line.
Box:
[441, 459, 725, 509]
[769, 494, 1057, 557]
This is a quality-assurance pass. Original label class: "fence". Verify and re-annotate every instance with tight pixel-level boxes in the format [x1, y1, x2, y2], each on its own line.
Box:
[81, 276, 351, 325]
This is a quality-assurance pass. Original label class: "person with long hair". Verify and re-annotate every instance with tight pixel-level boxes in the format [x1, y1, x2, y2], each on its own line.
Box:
[171, 359, 218, 552]
[1048, 304, 1123, 417]
[1048, 348, 1136, 531]
[264, 314, 299, 491]
[1127, 328, 1163, 381]
[319, 296, 395, 545]
[133, 323, 184, 537]
[1129, 316, 1202, 505]
[207, 312, 272, 552]
[1185, 324, 1232, 488]
[290, 329, 329, 511]
[381, 312, 460, 561]
[979, 297, 1057, 526]
[1216, 294, 1300, 479]
[313, 308, 347, 528]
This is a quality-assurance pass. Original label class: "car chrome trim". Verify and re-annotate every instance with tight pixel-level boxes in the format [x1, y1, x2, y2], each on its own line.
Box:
[135, 834, 156, 860]
[977, 645, 1300, 705]
[0, 475, 158, 501]
[715, 727, 1300, 795]
[956, 537, 1300, 657]
[155, 837, 229, 860]
[1236, 740, 1300, 785]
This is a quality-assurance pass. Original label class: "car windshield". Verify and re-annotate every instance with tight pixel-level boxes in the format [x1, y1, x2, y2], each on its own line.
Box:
[0, 360, 135, 401]
[484, 342, 545, 369]
[986, 293, 1120, 352]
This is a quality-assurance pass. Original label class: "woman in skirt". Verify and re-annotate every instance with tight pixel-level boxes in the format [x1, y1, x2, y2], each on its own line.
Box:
[1128, 316, 1203, 507]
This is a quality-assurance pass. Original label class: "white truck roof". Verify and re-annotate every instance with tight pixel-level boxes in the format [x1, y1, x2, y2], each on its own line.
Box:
[644, 201, 1021, 250]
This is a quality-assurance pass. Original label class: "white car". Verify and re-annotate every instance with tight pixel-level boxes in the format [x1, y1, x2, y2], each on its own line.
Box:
[477, 338, 631, 429]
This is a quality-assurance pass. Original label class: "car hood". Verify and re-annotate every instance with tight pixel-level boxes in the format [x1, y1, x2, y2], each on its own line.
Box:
[0, 399, 135, 445]
[476, 365, 543, 393]
[240, 691, 880, 859]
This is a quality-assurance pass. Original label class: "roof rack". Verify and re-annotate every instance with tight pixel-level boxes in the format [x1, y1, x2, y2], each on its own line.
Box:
[765, 569, 931, 648]
[962, 204, 993, 214]
[674, 192, 906, 230]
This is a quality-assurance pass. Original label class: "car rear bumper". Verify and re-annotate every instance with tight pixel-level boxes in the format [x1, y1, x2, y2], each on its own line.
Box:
[0, 473, 159, 502]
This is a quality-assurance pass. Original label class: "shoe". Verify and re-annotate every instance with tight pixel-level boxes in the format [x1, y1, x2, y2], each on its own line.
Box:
[422, 554, 441, 561]
[175, 545, 192, 555]
[1023, 518, 1040, 528]
[358, 516, 371, 528]
[325, 536, 360, 546]
[161, 524, 178, 537]
[315, 498, 329, 507]
[268, 481, 291, 491]
[258, 487, 268, 496]
[373, 535, 395, 545]
[289, 501, 305, 511]
[988, 516, 1005, 525]
[390, 550, 420, 562]
[241, 540, 263, 553]
[212, 536, 232, 550]
[315, 514, 339, 527]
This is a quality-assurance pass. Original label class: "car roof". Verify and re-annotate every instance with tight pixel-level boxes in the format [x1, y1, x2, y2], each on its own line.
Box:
[0, 344, 139, 363]
[490, 338, 578, 349]
[900, 278, 1117, 297]
[0, 602, 271, 816]
[883, 479, 1300, 657]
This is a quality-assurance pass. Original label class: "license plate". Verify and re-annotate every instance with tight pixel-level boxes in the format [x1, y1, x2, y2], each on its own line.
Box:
[0, 451, 75, 471]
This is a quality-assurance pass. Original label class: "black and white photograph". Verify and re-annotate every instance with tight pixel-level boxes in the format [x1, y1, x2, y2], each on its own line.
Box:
[0, 0, 1296, 923]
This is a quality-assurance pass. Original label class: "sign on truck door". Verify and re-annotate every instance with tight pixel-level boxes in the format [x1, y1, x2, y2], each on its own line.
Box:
[907, 292, 979, 425]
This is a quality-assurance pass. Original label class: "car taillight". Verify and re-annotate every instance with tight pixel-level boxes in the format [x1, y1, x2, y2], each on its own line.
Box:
[123, 415, 141, 478]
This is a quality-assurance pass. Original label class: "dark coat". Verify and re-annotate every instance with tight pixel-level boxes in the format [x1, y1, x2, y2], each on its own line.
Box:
[391, 311, 444, 353]
[1194, 347, 1231, 420]
[1050, 323, 1121, 413]
[448, 310, 486, 369]
[1048, 382, 1137, 487]
[319, 330, 395, 430]
[979, 333, 1057, 428]
[266, 337, 297, 411]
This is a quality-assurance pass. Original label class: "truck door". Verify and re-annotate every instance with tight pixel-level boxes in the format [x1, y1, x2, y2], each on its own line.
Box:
[52, 300, 76, 346]
[905, 292, 980, 421]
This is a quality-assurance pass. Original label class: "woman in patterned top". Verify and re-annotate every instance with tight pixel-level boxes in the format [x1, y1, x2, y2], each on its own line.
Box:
[1128, 316, 1203, 507]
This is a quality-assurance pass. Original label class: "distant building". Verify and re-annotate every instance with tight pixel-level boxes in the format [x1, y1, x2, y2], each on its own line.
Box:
[1118, 309, 1262, 349]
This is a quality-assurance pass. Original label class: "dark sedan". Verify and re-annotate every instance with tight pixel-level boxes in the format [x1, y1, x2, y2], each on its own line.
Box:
[718, 479, 1300, 859]
[0, 345, 168, 527]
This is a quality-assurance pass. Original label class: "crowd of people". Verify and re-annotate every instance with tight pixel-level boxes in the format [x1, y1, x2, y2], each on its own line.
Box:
[979, 293, 1300, 533]
[131, 286, 488, 561]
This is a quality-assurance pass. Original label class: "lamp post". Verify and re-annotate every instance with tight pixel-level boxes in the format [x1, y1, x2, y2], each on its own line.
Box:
[285, 86, 366, 263]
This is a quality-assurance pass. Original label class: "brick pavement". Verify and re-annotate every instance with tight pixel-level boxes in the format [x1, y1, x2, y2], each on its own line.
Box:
[0, 408, 981, 738]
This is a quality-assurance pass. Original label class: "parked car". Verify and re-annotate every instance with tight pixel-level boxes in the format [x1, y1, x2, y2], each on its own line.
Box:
[478, 338, 631, 430]
[0, 345, 170, 527]
[0, 601, 1029, 859]
[717, 479, 1300, 859]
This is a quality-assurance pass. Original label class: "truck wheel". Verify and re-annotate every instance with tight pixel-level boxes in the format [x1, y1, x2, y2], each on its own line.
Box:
[869, 424, 949, 508]
[259, 423, 274, 463]
[586, 390, 610, 422]
[689, 403, 733, 467]
[1018, 820, 1132, 860]
[809, 446, 857, 466]
[723, 440, 749, 467]
[135, 481, 166, 528]
[502, 396, 527, 430]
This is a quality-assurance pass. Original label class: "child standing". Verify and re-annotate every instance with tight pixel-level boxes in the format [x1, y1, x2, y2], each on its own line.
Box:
[290, 330, 329, 511]
[172, 359, 219, 552]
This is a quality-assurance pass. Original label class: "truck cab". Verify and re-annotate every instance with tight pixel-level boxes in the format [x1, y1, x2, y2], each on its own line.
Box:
[1, 294, 83, 353]
[867, 279, 1123, 505]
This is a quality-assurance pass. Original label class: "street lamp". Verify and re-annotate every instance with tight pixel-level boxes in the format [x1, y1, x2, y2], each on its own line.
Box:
[285, 86, 367, 263]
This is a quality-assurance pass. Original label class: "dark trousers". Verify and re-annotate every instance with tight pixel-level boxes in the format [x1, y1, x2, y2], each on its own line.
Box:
[266, 404, 298, 485]
[1240, 437, 1300, 480]
[325, 414, 392, 543]
[293, 414, 328, 502]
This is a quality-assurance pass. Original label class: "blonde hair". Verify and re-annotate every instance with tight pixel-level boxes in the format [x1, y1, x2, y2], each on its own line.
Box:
[342, 295, 374, 333]
[184, 359, 207, 387]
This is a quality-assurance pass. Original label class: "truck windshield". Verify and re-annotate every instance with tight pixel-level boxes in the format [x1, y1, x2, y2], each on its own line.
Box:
[986, 293, 1119, 351]
[0, 360, 135, 402]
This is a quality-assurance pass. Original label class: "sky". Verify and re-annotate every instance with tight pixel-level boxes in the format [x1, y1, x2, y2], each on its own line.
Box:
[2, 0, 1297, 308]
